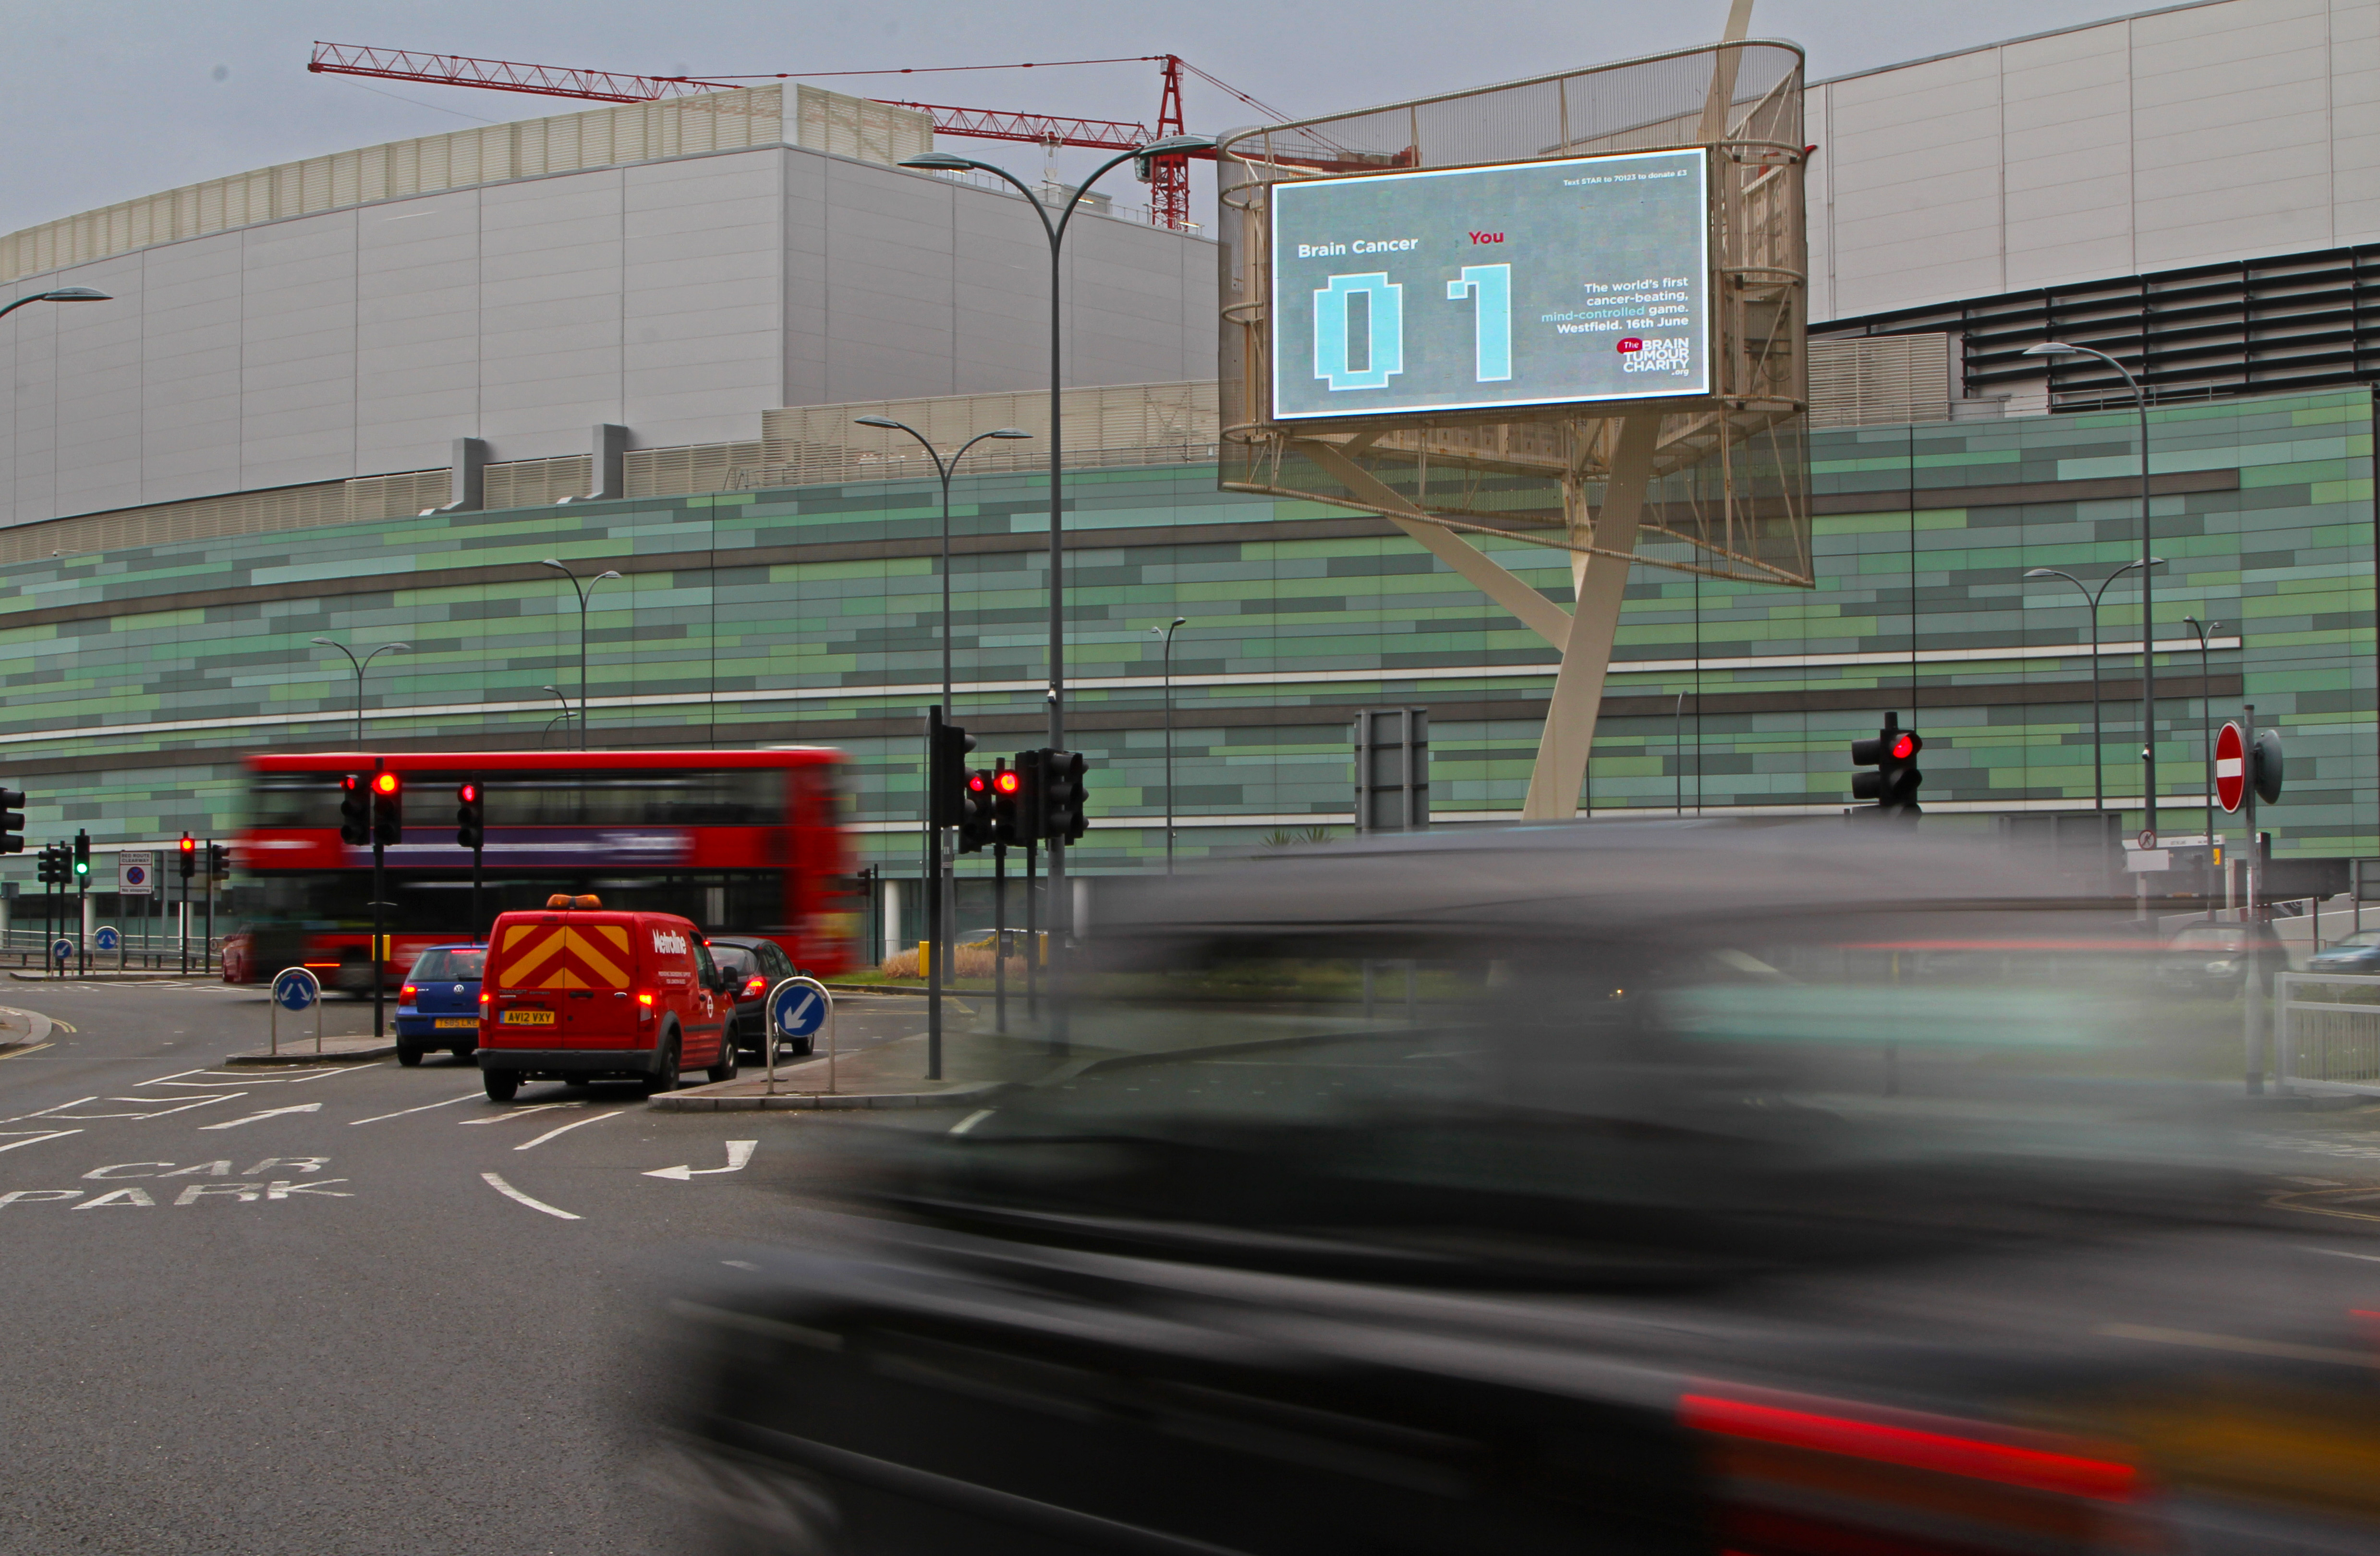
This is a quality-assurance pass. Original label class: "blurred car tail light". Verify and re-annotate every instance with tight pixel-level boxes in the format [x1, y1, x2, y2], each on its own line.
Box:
[478, 991, 490, 1008]
[742, 974, 767, 998]
[1682, 1387, 2156, 1555]
[400, 983, 416, 1001]
[638, 989, 656, 1021]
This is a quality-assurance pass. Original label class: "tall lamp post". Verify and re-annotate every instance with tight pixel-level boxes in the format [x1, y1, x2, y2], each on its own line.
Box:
[539, 685, 575, 747]
[2025, 341, 2161, 840]
[2021, 559, 2161, 814]
[1152, 618, 1186, 872]
[2182, 615, 2222, 866]
[898, 133, 1214, 952]
[0, 287, 109, 324]
[310, 638, 411, 745]
[539, 560, 623, 752]
[852, 415, 1031, 1065]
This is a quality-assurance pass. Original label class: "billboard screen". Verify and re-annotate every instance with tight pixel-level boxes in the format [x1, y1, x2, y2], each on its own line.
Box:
[1269, 149, 1710, 422]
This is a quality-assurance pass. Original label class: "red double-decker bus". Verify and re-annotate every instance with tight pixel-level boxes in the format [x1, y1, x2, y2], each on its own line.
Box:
[223, 749, 860, 988]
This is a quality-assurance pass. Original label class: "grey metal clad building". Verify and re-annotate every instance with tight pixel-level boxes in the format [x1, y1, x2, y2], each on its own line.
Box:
[0, 85, 1216, 529]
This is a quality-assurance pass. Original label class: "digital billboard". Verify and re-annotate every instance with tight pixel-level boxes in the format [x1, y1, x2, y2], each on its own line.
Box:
[1269, 149, 1710, 422]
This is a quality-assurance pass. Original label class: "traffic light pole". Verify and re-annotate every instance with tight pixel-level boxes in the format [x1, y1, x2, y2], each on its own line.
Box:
[923, 718, 941, 1082]
[1025, 840, 1038, 1020]
[993, 842, 1007, 1034]
[179, 855, 189, 975]
[204, 840, 216, 973]
[372, 760, 386, 1041]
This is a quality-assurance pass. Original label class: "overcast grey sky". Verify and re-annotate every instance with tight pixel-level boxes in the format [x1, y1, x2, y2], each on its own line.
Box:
[4, 0, 2153, 233]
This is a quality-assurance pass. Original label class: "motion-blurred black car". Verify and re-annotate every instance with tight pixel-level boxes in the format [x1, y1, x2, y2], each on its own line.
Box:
[705, 935, 801, 1060]
[662, 825, 2380, 1555]
[2156, 920, 2287, 993]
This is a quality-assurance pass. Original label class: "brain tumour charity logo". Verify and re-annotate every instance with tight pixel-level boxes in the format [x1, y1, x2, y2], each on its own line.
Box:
[1622, 337, 1694, 376]
[1616, 337, 1643, 353]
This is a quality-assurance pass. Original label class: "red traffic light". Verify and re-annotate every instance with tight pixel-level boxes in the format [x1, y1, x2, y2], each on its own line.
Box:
[1890, 732, 1919, 760]
[967, 773, 989, 794]
[372, 771, 401, 796]
[457, 781, 479, 804]
[178, 835, 194, 854]
[993, 770, 1020, 795]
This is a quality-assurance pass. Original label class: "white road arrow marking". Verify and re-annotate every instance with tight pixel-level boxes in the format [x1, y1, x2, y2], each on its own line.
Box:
[481, 1172, 580, 1220]
[198, 1102, 322, 1131]
[644, 1140, 757, 1180]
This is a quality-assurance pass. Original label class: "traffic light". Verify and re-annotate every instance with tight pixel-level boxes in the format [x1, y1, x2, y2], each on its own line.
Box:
[73, 829, 90, 883]
[1851, 713, 1923, 816]
[956, 770, 996, 854]
[927, 709, 976, 828]
[339, 774, 371, 846]
[990, 764, 1023, 846]
[207, 842, 229, 878]
[456, 780, 485, 851]
[177, 833, 195, 879]
[36, 844, 58, 888]
[370, 770, 403, 847]
[1009, 748, 1046, 845]
[1040, 750, 1090, 843]
[0, 788, 24, 855]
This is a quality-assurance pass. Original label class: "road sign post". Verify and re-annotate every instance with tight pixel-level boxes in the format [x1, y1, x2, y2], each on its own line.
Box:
[766, 976, 833, 1096]
[271, 966, 323, 1057]
[94, 924, 120, 976]
[50, 937, 72, 974]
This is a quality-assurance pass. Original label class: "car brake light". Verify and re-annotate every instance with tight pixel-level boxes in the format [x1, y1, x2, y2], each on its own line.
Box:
[400, 984, 416, 1001]
[637, 990, 656, 1021]
[743, 975, 766, 998]
[478, 991, 490, 1007]
[1682, 1387, 2152, 1556]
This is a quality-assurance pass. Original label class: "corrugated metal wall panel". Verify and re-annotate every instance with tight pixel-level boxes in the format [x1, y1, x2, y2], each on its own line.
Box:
[1807, 335, 1950, 428]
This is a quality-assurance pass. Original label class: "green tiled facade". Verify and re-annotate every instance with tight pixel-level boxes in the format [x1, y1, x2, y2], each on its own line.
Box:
[0, 387, 2370, 899]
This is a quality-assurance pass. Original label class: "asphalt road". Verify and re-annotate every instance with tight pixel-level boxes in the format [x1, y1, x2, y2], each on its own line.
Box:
[0, 978, 938, 1555]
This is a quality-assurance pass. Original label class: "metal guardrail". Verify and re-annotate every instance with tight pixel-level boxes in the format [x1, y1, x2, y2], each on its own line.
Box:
[2276, 971, 2380, 1096]
[0, 925, 221, 974]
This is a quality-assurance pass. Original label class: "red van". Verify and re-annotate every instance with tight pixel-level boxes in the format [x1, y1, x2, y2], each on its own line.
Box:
[475, 897, 737, 1102]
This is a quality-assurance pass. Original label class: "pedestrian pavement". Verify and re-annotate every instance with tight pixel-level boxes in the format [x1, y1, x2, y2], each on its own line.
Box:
[656, 1022, 1067, 1111]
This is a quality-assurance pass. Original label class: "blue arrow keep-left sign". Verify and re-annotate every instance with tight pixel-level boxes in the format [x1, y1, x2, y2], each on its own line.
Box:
[771, 980, 827, 1038]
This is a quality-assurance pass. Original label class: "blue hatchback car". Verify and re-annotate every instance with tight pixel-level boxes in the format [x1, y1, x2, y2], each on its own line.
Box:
[394, 944, 486, 1067]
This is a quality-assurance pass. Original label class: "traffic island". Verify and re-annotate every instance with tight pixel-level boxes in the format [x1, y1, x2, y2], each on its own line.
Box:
[652, 1077, 1006, 1111]
[224, 1037, 398, 1067]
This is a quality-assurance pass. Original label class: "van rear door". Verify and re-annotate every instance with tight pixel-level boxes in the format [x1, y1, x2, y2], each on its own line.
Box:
[491, 916, 639, 1048]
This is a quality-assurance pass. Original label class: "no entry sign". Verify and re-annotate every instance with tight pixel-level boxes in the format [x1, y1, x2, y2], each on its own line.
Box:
[2215, 720, 2246, 813]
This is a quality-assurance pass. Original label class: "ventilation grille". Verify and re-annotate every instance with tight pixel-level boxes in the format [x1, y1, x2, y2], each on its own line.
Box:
[485, 456, 594, 510]
[749, 381, 1220, 487]
[1808, 335, 1951, 428]
[627, 443, 766, 499]
[0, 87, 789, 285]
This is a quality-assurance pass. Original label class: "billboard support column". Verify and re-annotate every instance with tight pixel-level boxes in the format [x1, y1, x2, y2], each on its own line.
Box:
[1522, 414, 1660, 821]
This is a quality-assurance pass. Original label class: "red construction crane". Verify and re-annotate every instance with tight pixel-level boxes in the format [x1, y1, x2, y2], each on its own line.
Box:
[308, 42, 1209, 229]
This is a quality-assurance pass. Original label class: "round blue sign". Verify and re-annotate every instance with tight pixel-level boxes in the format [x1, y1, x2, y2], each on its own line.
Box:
[272, 969, 320, 1012]
[94, 926, 119, 952]
[50, 938, 73, 963]
[771, 979, 828, 1038]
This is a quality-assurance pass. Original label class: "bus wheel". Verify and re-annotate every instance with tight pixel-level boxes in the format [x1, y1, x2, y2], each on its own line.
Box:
[483, 1069, 519, 1103]
[336, 956, 371, 997]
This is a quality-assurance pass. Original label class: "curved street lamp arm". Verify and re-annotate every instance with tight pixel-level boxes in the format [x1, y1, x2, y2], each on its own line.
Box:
[924, 158, 1057, 247]
[869, 418, 953, 486]
[1054, 146, 1154, 248]
[313, 640, 362, 677]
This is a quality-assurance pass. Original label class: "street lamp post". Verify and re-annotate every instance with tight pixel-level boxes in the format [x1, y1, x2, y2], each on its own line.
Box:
[1153, 618, 1186, 872]
[310, 637, 412, 745]
[2025, 341, 2161, 841]
[0, 287, 109, 324]
[2183, 614, 2222, 873]
[2021, 562, 2161, 814]
[538, 685, 575, 746]
[898, 133, 1214, 959]
[538, 561, 623, 752]
[851, 416, 1031, 1072]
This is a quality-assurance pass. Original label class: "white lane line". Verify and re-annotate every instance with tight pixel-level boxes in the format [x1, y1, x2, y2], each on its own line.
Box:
[141, 1068, 209, 1085]
[0, 1129, 79, 1154]
[948, 1109, 995, 1135]
[0, 1097, 97, 1123]
[351, 1092, 480, 1126]
[0, 1043, 52, 1062]
[480, 1171, 581, 1220]
[285, 1066, 373, 1084]
[459, 1102, 583, 1125]
[2303, 1245, 2380, 1264]
[197, 1102, 322, 1130]
[515, 1111, 623, 1151]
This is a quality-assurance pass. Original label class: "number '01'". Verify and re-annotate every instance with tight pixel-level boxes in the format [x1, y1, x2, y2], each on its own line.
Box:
[1313, 265, 1511, 391]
